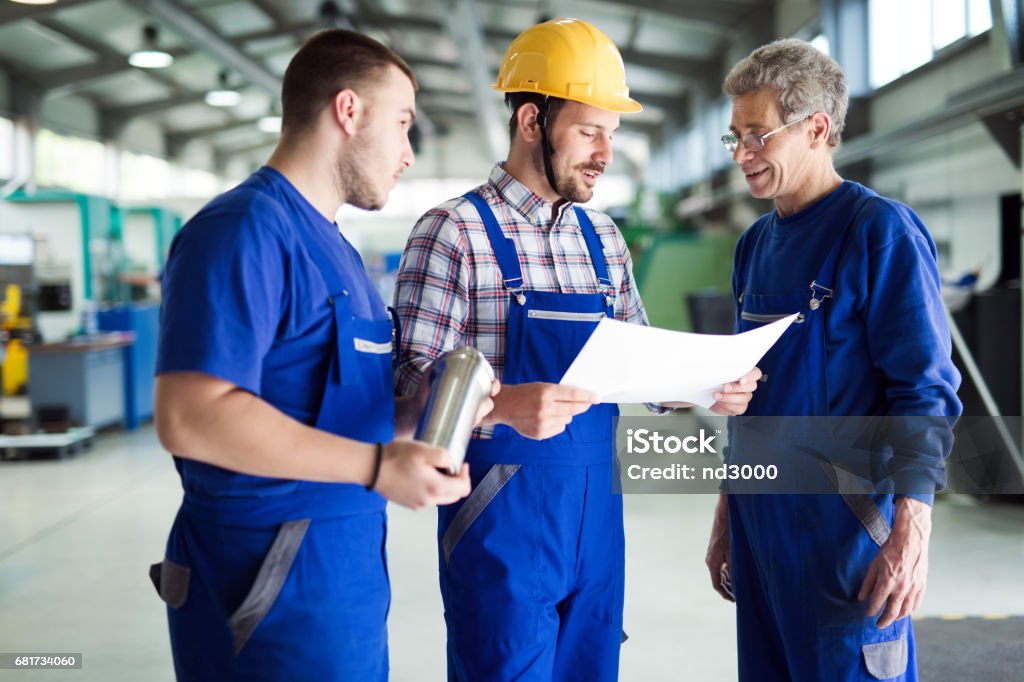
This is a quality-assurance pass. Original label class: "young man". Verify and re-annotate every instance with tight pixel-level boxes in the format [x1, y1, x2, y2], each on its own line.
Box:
[706, 39, 962, 682]
[152, 29, 478, 681]
[395, 18, 758, 681]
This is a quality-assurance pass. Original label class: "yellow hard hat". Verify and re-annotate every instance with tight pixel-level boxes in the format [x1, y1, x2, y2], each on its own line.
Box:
[494, 18, 642, 114]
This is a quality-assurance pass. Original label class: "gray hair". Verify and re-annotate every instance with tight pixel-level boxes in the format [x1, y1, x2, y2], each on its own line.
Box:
[723, 38, 848, 147]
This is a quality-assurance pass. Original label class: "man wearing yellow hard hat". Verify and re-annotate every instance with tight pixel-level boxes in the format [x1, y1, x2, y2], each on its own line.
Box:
[394, 18, 758, 680]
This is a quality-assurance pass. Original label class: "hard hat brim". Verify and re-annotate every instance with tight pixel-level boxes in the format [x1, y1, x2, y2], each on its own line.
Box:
[494, 84, 643, 114]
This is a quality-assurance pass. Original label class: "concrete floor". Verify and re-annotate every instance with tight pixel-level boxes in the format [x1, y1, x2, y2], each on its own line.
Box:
[0, 425, 1022, 681]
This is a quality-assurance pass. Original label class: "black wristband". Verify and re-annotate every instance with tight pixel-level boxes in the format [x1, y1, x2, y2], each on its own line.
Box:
[365, 442, 384, 491]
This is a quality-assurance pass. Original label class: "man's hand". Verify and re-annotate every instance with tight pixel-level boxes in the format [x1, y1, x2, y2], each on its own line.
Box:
[709, 367, 762, 416]
[375, 440, 471, 510]
[706, 492, 735, 602]
[484, 382, 598, 440]
[859, 497, 932, 628]
[476, 379, 500, 426]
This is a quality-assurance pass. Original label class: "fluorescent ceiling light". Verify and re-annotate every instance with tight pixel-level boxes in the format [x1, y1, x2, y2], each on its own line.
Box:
[257, 116, 282, 133]
[205, 89, 241, 107]
[128, 50, 174, 69]
[10, 1, 59, 5]
[129, 24, 173, 69]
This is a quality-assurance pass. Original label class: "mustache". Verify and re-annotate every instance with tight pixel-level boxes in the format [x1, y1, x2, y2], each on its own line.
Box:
[577, 163, 605, 173]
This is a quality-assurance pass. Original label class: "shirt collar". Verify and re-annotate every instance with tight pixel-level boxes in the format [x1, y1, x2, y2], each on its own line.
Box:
[488, 163, 574, 228]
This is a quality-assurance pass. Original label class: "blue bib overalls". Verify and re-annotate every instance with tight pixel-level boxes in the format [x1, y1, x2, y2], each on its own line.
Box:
[729, 197, 915, 681]
[152, 223, 397, 681]
[438, 192, 625, 681]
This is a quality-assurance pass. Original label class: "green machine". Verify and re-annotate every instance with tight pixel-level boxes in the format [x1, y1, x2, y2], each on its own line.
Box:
[633, 232, 738, 333]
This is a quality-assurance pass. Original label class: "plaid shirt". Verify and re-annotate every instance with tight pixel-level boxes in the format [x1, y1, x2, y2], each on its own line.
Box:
[394, 164, 653, 436]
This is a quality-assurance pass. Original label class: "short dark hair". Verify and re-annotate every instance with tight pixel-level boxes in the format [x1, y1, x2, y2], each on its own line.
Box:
[281, 29, 417, 135]
[505, 93, 567, 140]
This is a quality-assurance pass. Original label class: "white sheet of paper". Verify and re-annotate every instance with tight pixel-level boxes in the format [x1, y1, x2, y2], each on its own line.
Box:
[559, 314, 798, 407]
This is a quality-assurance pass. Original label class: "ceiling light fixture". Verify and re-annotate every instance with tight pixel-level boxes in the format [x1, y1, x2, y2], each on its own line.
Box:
[10, 1, 59, 5]
[128, 24, 174, 69]
[257, 116, 282, 133]
[205, 70, 241, 108]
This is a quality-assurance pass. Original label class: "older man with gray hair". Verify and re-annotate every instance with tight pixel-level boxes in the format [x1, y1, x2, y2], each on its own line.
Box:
[705, 39, 962, 681]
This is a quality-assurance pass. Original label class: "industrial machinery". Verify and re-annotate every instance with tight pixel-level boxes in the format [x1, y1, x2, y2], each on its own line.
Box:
[0, 234, 38, 397]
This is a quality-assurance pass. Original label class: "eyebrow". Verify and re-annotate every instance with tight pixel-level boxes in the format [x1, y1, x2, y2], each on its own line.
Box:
[577, 122, 619, 133]
[403, 107, 417, 122]
[729, 122, 765, 134]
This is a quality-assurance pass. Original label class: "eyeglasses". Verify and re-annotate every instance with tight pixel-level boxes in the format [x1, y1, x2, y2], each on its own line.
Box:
[721, 115, 810, 153]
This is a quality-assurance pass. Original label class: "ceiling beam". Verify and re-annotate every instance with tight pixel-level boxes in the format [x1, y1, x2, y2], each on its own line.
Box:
[577, 0, 743, 29]
[140, 0, 281, 95]
[441, 0, 504, 159]
[102, 91, 207, 121]
[35, 17, 186, 95]
[165, 116, 265, 155]
[38, 47, 191, 93]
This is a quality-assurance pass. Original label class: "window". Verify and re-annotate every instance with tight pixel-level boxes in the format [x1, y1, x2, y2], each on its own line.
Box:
[35, 128, 106, 194]
[119, 151, 170, 201]
[869, 0, 992, 88]
[967, 0, 993, 36]
[810, 34, 831, 56]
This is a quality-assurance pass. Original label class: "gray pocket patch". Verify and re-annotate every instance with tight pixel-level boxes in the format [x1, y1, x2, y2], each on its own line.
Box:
[149, 558, 190, 610]
[228, 518, 311, 655]
[862, 635, 908, 679]
[442, 464, 519, 567]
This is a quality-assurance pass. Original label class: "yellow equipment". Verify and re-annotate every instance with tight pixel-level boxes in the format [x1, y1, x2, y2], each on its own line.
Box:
[493, 17, 642, 113]
[1, 284, 31, 395]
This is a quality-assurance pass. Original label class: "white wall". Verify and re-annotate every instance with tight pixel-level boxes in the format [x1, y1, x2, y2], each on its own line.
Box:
[867, 40, 1021, 290]
[40, 94, 100, 139]
[870, 41, 1001, 134]
[121, 118, 167, 159]
[871, 124, 1018, 288]
[404, 125, 500, 182]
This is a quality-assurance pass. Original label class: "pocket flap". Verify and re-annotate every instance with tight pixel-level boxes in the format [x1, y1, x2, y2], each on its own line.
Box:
[862, 635, 908, 679]
[149, 558, 190, 609]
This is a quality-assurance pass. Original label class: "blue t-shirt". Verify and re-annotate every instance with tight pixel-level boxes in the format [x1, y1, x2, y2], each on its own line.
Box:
[733, 181, 962, 501]
[158, 166, 387, 428]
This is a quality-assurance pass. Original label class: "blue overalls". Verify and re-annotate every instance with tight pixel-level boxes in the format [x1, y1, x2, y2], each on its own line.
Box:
[438, 192, 623, 681]
[150, 223, 397, 681]
[728, 196, 916, 681]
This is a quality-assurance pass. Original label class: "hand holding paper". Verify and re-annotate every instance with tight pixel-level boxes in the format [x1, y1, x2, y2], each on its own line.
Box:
[559, 314, 798, 408]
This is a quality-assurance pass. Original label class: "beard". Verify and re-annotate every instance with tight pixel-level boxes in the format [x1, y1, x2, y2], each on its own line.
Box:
[337, 136, 386, 211]
[531, 146, 597, 204]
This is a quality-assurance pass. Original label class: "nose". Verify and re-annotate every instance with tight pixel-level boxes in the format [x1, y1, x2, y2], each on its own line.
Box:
[402, 132, 415, 169]
[732, 138, 756, 165]
[593, 134, 613, 167]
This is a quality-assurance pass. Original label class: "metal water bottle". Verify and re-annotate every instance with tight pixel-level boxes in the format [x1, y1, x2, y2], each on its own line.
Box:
[415, 347, 495, 474]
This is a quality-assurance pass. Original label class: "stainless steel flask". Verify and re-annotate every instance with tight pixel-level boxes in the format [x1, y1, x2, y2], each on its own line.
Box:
[414, 347, 495, 474]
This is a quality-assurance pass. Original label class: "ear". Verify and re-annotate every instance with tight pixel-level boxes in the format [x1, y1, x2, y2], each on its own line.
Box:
[808, 111, 831, 149]
[330, 88, 362, 137]
[515, 102, 543, 144]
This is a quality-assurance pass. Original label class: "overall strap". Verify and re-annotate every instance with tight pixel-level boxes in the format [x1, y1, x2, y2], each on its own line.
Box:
[387, 305, 401, 370]
[808, 194, 873, 309]
[572, 206, 613, 290]
[298, 223, 349, 298]
[463, 192, 524, 293]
